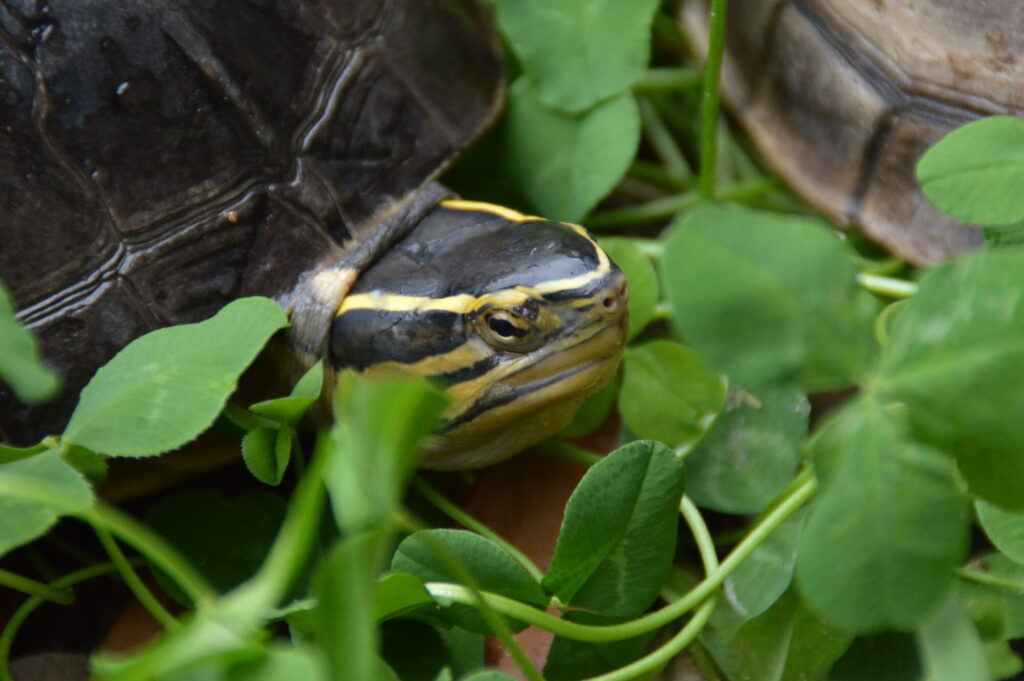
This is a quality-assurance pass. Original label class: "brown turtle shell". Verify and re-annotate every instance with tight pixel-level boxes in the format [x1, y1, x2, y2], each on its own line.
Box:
[0, 0, 502, 443]
[681, 0, 1024, 263]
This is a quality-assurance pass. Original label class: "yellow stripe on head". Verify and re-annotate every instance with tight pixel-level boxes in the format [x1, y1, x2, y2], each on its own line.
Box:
[440, 199, 545, 223]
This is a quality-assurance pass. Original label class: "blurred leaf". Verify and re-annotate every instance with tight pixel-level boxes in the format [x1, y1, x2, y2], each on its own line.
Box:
[248, 362, 324, 425]
[0, 449, 93, 556]
[91, 606, 265, 681]
[983, 220, 1024, 248]
[505, 79, 640, 223]
[598, 237, 658, 341]
[462, 672, 519, 681]
[715, 588, 852, 681]
[393, 529, 546, 607]
[63, 297, 288, 457]
[326, 373, 447, 534]
[544, 440, 685, 618]
[796, 398, 970, 633]
[241, 426, 293, 487]
[917, 595, 989, 681]
[827, 633, 922, 681]
[314, 531, 391, 681]
[619, 340, 727, 450]
[0, 281, 59, 404]
[724, 511, 805, 621]
[876, 248, 1024, 509]
[686, 385, 808, 514]
[0, 442, 46, 464]
[984, 641, 1023, 681]
[958, 553, 1024, 642]
[215, 645, 327, 681]
[145, 490, 286, 605]
[664, 203, 878, 391]
[376, 572, 435, 622]
[496, 0, 659, 112]
[438, 627, 484, 679]
[392, 529, 546, 635]
[379, 619, 448, 681]
[976, 501, 1024, 564]
[61, 445, 107, 486]
[917, 116, 1024, 226]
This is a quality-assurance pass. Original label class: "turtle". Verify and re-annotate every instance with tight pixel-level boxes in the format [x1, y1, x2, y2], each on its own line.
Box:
[0, 0, 628, 469]
[680, 0, 1024, 264]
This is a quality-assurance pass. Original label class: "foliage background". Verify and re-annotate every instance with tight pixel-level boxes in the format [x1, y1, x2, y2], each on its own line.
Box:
[2, 1, 1024, 681]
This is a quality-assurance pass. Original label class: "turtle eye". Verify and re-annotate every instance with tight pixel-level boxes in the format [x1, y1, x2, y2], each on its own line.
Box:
[478, 309, 541, 351]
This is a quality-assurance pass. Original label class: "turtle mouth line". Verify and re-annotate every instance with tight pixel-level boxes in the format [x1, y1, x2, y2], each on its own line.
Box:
[441, 321, 625, 433]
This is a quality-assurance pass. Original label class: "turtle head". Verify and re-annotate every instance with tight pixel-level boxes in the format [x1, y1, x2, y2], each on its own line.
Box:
[328, 200, 628, 469]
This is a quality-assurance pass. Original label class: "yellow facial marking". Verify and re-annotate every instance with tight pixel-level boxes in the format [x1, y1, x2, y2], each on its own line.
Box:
[337, 291, 478, 315]
[440, 199, 545, 223]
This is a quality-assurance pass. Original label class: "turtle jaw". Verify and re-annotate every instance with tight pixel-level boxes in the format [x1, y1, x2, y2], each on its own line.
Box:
[419, 292, 628, 470]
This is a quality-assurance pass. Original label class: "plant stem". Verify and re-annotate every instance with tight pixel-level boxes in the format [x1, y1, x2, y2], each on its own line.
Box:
[415, 523, 545, 681]
[588, 191, 700, 229]
[955, 567, 1024, 593]
[590, 599, 717, 681]
[424, 473, 818, 643]
[234, 429, 329, 611]
[653, 302, 673, 322]
[698, 0, 729, 199]
[632, 239, 665, 260]
[856, 273, 919, 299]
[541, 440, 603, 467]
[84, 504, 217, 609]
[578, 498, 720, 681]
[634, 67, 703, 92]
[413, 477, 545, 582]
[639, 98, 692, 182]
[92, 524, 178, 630]
[588, 177, 774, 229]
[0, 561, 129, 681]
[680, 497, 718, 577]
[0, 568, 73, 605]
[629, 160, 690, 192]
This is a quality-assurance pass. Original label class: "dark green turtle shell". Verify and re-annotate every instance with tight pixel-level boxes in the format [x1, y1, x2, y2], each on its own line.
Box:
[0, 0, 503, 443]
[682, 0, 1024, 264]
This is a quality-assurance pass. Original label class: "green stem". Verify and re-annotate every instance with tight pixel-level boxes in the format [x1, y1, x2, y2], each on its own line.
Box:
[232, 429, 329, 611]
[955, 567, 1024, 593]
[590, 599, 717, 681]
[83, 504, 217, 609]
[0, 561, 129, 681]
[413, 477, 544, 583]
[698, 0, 729, 199]
[588, 177, 773, 229]
[541, 440, 603, 467]
[856, 273, 919, 299]
[632, 239, 665, 260]
[412, 521, 545, 681]
[588, 191, 700, 229]
[0, 567, 73, 605]
[653, 302, 673, 322]
[92, 524, 178, 630]
[437, 496, 721, 681]
[425, 473, 818, 643]
[680, 497, 718, 576]
[639, 98, 692, 182]
[634, 67, 703, 92]
[221, 402, 274, 432]
[629, 161, 690, 192]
